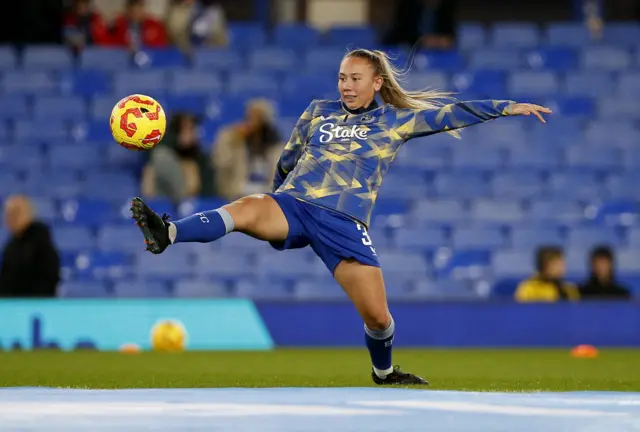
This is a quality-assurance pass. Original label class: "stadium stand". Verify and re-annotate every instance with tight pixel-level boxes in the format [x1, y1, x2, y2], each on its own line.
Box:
[0, 21, 638, 300]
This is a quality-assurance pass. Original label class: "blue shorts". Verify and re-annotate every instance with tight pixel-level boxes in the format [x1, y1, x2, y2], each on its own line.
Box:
[267, 193, 380, 274]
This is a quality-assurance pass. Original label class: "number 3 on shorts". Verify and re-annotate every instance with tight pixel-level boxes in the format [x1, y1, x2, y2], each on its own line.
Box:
[356, 223, 373, 246]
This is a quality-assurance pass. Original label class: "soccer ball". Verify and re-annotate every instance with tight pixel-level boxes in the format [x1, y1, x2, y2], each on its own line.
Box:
[150, 319, 187, 352]
[110, 94, 166, 151]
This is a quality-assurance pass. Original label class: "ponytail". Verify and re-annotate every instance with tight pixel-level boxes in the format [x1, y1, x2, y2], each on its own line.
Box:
[346, 49, 460, 138]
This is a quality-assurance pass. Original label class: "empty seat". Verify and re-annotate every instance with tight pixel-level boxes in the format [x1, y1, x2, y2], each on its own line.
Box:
[394, 227, 449, 251]
[274, 24, 320, 49]
[457, 23, 487, 51]
[228, 22, 266, 48]
[410, 199, 469, 224]
[469, 200, 525, 223]
[452, 225, 506, 249]
[193, 251, 256, 279]
[113, 71, 166, 95]
[581, 46, 631, 70]
[492, 171, 544, 199]
[80, 47, 130, 70]
[59, 281, 111, 298]
[52, 226, 95, 252]
[528, 200, 585, 223]
[174, 280, 229, 298]
[377, 251, 430, 278]
[567, 226, 622, 248]
[469, 48, 521, 69]
[524, 47, 578, 71]
[295, 278, 345, 300]
[22, 46, 73, 70]
[510, 227, 563, 249]
[1, 71, 57, 94]
[433, 171, 492, 199]
[545, 23, 590, 47]
[508, 71, 559, 96]
[113, 281, 172, 298]
[73, 251, 132, 280]
[235, 279, 292, 300]
[59, 199, 117, 227]
[168, 71, 222, 95]
[193, 49, 243, 71]
[97, 224, 144, 252]
[491, 23, 540, 48]
[414, 279, 478, 299]
[135, 250, 193, 280]
[324, 26, 375, 47]
[248, 47, 296, 72]
[492, 251, 532, 277]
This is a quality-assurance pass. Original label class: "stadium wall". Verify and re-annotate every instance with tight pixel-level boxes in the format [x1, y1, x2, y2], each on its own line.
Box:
[1, 300, 639, 351]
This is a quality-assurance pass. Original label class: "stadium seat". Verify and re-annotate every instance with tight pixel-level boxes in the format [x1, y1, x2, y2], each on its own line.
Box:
[469, 200, 525, 224]
[545, 23, 590, 47]
[193, 49, 243, 71]
[135, 251, 193, 281]
[73, 251, 132, 280]
[492, 250, 532, 277]
[491, 23, 540, 48]
[113, 281, 172, 298]
[492, 171, 545, 199]
[457, 23, 487, 51]
[567, 226, 623, 248]
[274, 24, 321, 49]
[168, 71, 222, 95]
[394, 227, 449, 251]
[1, 71, 58, 94]
[581, 46, 631, 70]
[295, 278, 345, 300]
[174, 280, 230, 298]
[414, 279, 478, 299]
[433, 171, 492, 199]
[59, 281, 111, 298]
[22, 46, 73, 70]
[452, 225, 506, 249]
[236, 279, 293, 300]
[52, 226, 96, 252]
[193, 251, 256, 280]
[510, 226, 563, 249]
[80, 48, 130, 70]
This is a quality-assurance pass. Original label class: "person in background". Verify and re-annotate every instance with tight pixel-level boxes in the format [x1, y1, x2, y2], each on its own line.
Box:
[515, 246, 580, 302]
[142, 112, 214, 203]
[212, 99, 283, 200]
[111, 0, 168, 51]
[63, 0, 112, 53]
[0, 195, 60, 298]
[579, 246, 631, 299]
[383, 0, 457, 49]
[165, 0, 228, 54]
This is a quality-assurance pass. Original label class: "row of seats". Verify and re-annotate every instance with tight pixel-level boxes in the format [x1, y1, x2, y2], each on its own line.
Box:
[2, 43, 640, 72]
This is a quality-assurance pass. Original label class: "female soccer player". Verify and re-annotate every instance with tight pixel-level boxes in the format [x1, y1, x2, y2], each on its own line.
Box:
[131, 48, 551, 385]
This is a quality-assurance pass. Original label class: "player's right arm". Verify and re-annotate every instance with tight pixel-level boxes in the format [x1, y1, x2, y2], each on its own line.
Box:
[271, 100, 317, 192]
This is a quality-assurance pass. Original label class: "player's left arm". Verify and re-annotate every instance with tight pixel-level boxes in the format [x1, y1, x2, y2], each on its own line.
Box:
[401, 100, 552, 140]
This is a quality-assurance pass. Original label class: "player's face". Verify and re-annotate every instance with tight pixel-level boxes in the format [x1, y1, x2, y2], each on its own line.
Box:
[338, 56, 382, 110]
[545, 257, 566, 279]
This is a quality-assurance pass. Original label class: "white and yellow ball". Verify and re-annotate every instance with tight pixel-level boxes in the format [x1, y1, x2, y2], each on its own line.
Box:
[150, 319, 187, 352]
[110, 94, 166, 151]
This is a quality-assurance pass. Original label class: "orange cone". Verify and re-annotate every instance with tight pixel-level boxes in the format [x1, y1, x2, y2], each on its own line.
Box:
[120, 343, 141, 354]
[571, 344, 599, 358]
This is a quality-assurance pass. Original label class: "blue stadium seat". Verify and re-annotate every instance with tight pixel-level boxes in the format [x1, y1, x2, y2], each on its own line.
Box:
[433, 171, 492, 199]
[105, 144, 144, 169]
[324, 26, 376, 47]
[469, 48, 521, 69]
[414, 279, 478, 299]
[274, 24, 321, 49]
[168, 70, 222, 95]
[451, 146, 504, 170]
[193, 49, 243, 71]
[33, 96, 87, 121]
[282, 74, 337, 101]
[26, 170, 83, 199]
[590, 200, 638, 227]
[236, 279, 293, 300]
[405, 72, 448, 92]
[377, 251, 430, 278]
[0, 146, 45, 171]
[257, 251, 325, 280]
[73, 251, 132, 280]
[22, 46, 73, 70]
[52, 226, 95, 252]
[491, 23, 540, 48]
[394, 227, 449, 251]
[509, 147, 562, 170]
[492, 171, 545, 199]
[585, 121, 636, 148]
[305, 48, 348, 72]
[59, 281, 111, 298]
[529, 200, 585, 223]
[470, 200, 525, 223]
[510, 226, 563, 249]
[248, 47, 296, 72]
[545, 23, 590, 47]
[14, 119, 69, 141]
[565, 146, 622, 171]
[113, 71, 166, 95]
[134, 48, 186, 68]
[193, 251, 256, 279]
[0, 46, 17, 70]
[228, 72, 279, 97]
[546, 96, 595, 118]
[113, 281, 172, 298]
[2, 71, 58, 94]
[615, 249, 640, 273]
[174, 280, 229, 298]
[524, 47, 578, 71]
[603, 23, 640, 46]
[410, 199, 469, 224]
[97, 224, 141, 252]
[49, 145, 102, 170]
[31, 197, 57, 222]
[617, 72, 640, 95]
[379, 173, 429, 200]
[433, 249, 492, 280]
[84, 173, 137, 202]
[547, 171, 604, 200]
[228, 22, 266, 48]
[452, 225, 506, 249]
[599, 98, 639, 120]
[61, 69, 111, 96]
[492, 250, 532, 277]
[564, 71, 615, 97]
[508, 71, 559, 96]
[564, 247, 589, 275]
[58, 199, 118, 227]
[607, 173, 640, 200]
[412, 51, 465, 71]
[451, 70, 507, 96]
[80, 48, 130, 70]
[581, 46, 631, 70]
[295, 278, 345, 300]
[135, 250, 193, 281]
[396, 138, 451, 169]
[0, 95, 30, 120]
[567, 226, 622, 248]
[465, 121, 528, 147]
[628, 229, 640, 249]
[457, 23, 487, 51]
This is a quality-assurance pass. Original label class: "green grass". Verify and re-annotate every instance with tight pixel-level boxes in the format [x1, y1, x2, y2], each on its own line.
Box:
[1, 348, 639, 391]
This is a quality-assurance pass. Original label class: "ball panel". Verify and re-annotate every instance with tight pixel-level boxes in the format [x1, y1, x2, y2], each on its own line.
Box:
[110, 94, 166, 151]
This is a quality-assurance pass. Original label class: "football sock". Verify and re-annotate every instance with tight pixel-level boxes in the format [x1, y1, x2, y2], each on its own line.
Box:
[170, 208, 235, 244]
[365, 316, 395, 378]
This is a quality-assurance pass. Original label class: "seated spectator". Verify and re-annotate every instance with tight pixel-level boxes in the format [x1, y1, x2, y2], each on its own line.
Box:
[111, 0, 168, 51]
[211, 99, 283, 200]
[64, 0, 112, 52]
[579, 246, 631, 300]
[515, 246, 580, 302]
[0, 195, 60, 298]
[142, 112, 214, 203]
[166, 0, 228, 54]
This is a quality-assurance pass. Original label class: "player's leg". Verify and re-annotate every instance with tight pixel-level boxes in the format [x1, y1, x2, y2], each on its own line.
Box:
[130, 194, 289, 254]
[333, 259, 428, 385]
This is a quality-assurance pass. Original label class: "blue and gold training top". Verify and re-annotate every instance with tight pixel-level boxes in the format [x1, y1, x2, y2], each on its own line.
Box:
[271, 98, 514, 227]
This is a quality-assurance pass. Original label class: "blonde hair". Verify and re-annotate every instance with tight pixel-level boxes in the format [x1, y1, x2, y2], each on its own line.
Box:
[346, 48, 460, 138]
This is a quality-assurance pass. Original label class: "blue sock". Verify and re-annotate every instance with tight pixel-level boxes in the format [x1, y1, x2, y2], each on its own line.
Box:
[364, 316, 395, 378]
[170, 208, 235, 244]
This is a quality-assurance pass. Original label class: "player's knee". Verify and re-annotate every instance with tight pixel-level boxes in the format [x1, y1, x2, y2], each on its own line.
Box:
[363, 311, 392, 331]
[224, 195, 263, 231]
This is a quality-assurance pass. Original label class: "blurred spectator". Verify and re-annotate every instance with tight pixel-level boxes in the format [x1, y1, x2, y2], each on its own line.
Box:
[142, 112, 214, 203]
[112, 0, 168, 51]
[581, 0, 604, 40]
[514, 246, 580, 302]
[212, 99, 282, 200]
[579, 246, 631, 300]
[64, 0, 112, 53]
[0, 196, 60, 298]
[383, 0, 457, 49]
[166, 0, 228, 54]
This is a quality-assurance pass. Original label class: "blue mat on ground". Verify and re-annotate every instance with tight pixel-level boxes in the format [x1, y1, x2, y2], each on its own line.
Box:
[0, 388, 639, 431]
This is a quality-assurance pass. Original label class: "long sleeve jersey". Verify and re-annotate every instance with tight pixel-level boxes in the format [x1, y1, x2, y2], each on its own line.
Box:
[272, 98, 514, 227]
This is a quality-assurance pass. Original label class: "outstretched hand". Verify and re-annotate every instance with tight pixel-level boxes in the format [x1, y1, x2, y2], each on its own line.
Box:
[507, 103, 552, 123]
